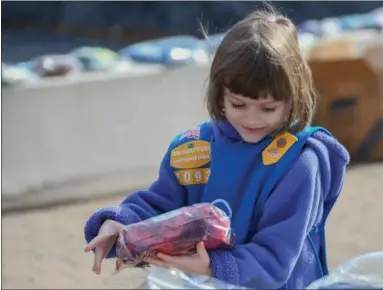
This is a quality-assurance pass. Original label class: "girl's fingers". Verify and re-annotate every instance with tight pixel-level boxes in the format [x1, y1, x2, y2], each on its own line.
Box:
[196, 241, 209, 259]
[93, 246, 105, 275]
[86, 233, 119, 275]
[84, 235, 108, 252]
[156, 252, 174, 264]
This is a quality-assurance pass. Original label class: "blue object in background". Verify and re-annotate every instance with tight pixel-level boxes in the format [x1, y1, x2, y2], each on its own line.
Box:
[119, 36, 209, 66]
[338, 13, 383, 31]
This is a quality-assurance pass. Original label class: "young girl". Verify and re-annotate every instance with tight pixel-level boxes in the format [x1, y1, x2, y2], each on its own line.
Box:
[84, 8, 350, 289]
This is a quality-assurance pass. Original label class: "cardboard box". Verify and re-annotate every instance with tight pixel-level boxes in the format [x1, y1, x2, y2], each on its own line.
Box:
[308, 30, 383, 162]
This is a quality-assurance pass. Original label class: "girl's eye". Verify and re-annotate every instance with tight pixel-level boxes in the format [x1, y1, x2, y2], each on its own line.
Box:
[231, 102, 245, 109]
[263, 107, 276, 112]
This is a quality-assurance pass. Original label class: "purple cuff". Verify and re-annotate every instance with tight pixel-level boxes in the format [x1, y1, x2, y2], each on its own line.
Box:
[84, 205, 140, 258]
[208, 250, 240, 286]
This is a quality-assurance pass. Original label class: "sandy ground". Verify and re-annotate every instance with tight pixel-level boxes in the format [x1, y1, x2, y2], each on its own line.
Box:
[2, 162, 383, 289]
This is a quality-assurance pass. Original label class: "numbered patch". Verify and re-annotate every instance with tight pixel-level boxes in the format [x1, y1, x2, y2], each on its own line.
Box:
[170, 140, 211, 169]
[262, 132, 298, 165]
[174, 168, 211, 186]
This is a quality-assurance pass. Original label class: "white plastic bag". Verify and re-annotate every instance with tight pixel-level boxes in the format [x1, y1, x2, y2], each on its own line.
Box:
[139, 266, 249, 289]
[308, 251, 383, 289]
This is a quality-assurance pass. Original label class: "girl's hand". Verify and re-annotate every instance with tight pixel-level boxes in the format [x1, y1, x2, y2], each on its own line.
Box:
[145, 242, 212, 277]
[84, 220, 124, 275]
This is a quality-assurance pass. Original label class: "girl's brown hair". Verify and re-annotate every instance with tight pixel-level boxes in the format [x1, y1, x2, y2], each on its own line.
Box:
[205, 6, 317, 133]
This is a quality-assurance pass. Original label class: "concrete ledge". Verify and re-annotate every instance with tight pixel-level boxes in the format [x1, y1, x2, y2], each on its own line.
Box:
[2, 63, 210, 211]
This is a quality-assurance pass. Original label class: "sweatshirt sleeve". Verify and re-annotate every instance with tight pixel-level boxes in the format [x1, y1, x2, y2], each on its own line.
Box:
[84, 139, 187, 258]
[208, 146, 325, 289]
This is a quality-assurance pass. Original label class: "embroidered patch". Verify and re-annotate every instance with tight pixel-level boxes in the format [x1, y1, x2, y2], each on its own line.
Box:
[174, 168, 211, 186]
[170, 140, 211, 169]
[262, 132, 298, 165]
[179, 127, 200, 141]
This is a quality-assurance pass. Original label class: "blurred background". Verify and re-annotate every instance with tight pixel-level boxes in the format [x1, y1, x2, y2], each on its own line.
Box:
[2, 1, 383, 289]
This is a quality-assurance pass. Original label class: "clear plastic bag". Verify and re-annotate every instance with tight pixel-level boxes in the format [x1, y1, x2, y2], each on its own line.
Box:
[136, 252, 383, 289]
[139, 266, 249, 289]
[115, 203, 235, 270]
[308, 251, 383, 289]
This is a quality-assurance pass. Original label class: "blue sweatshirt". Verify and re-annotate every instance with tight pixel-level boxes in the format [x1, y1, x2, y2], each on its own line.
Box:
[84, 120, 350, 289]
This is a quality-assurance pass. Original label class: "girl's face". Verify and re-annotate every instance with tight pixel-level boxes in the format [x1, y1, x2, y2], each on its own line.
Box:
[223, 88, 289, 143]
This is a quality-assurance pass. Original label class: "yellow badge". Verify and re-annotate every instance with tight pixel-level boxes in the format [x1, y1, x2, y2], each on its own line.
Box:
[170, 140, 211, 169]
[174, 168, 211, 186]
[262, 132, 298, 165]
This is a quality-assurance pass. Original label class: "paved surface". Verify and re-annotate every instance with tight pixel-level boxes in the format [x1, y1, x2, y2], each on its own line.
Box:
[2, 162, 383, 289]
